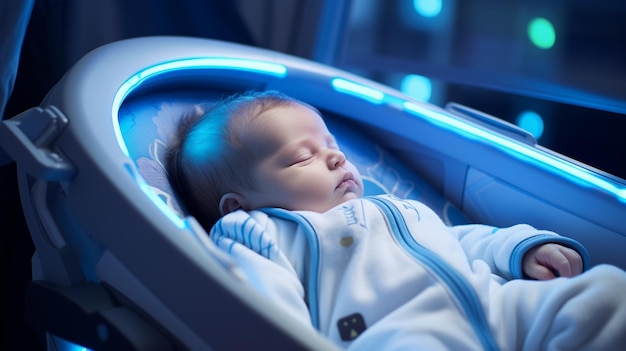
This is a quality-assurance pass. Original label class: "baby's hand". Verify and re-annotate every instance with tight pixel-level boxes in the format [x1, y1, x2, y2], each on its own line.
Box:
[522, 243, 583, 280]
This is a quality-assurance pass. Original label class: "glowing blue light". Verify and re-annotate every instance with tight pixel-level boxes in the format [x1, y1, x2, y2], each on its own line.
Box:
[414, 0, 442, 17]
[139, 182, 186, 229]
[138, 58, 287, 79]
[112, 58, 288, 157]
[401, 74, 432, 102]
[403, 101, 626, 203]
[328, 78, 626, 203]
[51, 335, 93, 351]
[516, 110, 544, 139]
[331, 78, 385, 103]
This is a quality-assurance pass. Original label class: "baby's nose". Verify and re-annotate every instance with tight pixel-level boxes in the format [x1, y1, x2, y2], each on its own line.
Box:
[328, 149, 346, 169]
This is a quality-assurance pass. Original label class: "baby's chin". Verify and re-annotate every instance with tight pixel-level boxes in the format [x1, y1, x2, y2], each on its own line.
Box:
[344, 191, 363, 201]
[328, 192, 363, 210]
[295, 189, 364, 213]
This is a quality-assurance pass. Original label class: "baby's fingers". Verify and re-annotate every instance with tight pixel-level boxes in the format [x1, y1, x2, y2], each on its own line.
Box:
[524, 263, 557, 280]
[522, 244, 583, 280]
[556, 246, 583, 277]
[544, 247, 574, 277]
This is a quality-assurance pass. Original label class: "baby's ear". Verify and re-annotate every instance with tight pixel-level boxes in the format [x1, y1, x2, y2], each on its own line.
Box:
[219, 192, 247, 215]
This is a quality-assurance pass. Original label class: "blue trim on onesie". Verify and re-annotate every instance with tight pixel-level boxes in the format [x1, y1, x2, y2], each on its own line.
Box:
[261, 208, 322, 330]
[369, 197, 500, 351]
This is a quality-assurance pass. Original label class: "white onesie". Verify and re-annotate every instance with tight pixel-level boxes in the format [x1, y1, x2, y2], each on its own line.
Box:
[210, 195, 626, 350]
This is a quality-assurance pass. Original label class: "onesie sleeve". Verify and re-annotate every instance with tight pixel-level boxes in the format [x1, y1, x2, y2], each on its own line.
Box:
[210, 210, 314, 328]
[451, 224, 590, 280]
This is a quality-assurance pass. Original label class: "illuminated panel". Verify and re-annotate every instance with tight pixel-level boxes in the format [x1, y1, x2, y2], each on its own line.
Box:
[331, 78, 626, 203]
[331, 78, 385, 103]
[112, 57, 288, 157]
[403, 102, 626, 203]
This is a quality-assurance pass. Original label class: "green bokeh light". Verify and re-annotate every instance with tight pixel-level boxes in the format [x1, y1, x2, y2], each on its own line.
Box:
[528, 17, 556, 49]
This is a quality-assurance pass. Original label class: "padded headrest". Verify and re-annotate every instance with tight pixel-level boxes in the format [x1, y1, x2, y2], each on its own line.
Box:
[119, 91, 469, 227]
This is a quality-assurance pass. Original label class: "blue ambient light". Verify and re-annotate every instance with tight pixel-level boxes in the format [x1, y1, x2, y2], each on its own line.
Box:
[139, 181, 186, 229]
[401, 74, 433, 102]
[112, 57, 288, 157]
[51, 335, 92, 351]
[331, 78, 385, 103]
[329, 78, 626, 203]
[516, 110, 544, 139]
[403, 101, 626, 203]
[329, 78, 626, 202]
[138, 57, 287, 80]
[112, 57, 288, 228]
[413, 0, 443, 17]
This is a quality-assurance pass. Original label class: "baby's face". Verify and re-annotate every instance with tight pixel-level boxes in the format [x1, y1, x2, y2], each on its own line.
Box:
[239, 103, 364, 213]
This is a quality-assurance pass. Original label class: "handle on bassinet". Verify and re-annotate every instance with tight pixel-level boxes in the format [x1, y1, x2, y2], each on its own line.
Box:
[0, 106, 76, 180]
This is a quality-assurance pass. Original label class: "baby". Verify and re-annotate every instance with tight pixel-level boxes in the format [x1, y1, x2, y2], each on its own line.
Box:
[168, 90, 626, 350]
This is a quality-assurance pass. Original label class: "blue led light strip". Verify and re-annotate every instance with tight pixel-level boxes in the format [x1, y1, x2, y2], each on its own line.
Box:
[329, 77, 626, 203]
[331, 78, 385, 103]
[403, 101, 626, 203]
[110, 57, 288, 228]
[112, 57, 288, 156]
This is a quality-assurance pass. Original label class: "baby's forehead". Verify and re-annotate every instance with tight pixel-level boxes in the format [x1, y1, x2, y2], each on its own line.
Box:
[244, 104, 330, 146]
[252, 102, 325, 126]
[267, 101, 321, 117]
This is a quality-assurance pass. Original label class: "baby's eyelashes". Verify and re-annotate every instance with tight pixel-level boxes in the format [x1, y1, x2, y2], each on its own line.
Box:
[289, 154, 314, 166]
[285, 138, 343, 167]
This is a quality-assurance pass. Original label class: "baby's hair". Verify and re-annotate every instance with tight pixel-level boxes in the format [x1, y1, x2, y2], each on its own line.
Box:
[167, 90, 308, 231]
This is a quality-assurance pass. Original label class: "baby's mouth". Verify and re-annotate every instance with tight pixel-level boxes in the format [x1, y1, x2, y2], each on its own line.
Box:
[337, 173, 357, 189]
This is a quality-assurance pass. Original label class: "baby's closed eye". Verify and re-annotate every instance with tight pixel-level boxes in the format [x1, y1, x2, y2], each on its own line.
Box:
[290, 153, 314, 166]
